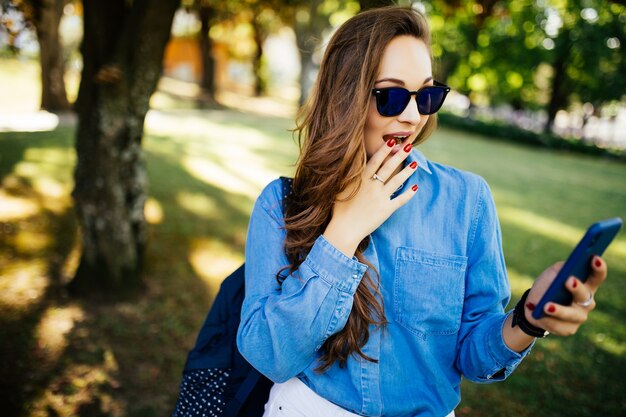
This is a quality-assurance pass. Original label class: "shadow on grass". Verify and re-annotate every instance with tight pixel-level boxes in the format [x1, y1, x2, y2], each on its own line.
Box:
[0, 123, 266, 416]
[0, 126, 75, 411]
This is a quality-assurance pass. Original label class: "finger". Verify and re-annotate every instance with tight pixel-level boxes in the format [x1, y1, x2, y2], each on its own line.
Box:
[585, 255, 607, 293]
[535, 316, 580, 337]
[375, 142, 413, 181]
[385, 159, 418, 192]
[390, 183, 419, 209]
[566, 277, 596, 308]
[364, 138, 396, 178]
[541, 301, 589, 325]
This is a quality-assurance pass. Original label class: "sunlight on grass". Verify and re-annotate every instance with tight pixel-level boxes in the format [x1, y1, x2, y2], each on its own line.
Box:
[217, 90, 297, 118]
[188, 238, 244, 293]
[14, 229, 52, 253]
[183, 155, 268, 199]
[176, 191, 219, 219]
[145, 109, 297, 193]
[30, 356, 123, 417]
[0, 262, 48, 308]
[591, 332, 625, 356]
[499, 205, 626, 258]
[36, 306, 84, 363]
[0, 111, 60, 132]
[506, 268, 536, 298]
[145, 197, 164, 224]
[0, 190, 39, 220]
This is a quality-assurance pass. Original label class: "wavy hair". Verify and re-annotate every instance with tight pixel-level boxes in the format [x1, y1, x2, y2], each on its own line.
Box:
[280, 6, 436, 372]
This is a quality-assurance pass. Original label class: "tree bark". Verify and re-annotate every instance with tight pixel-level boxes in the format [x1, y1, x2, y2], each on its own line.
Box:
[250, 15, 266, 96]
[198, 4, 216, 102]
[70, 0, 180, 295]
[32, 0, 71, 111]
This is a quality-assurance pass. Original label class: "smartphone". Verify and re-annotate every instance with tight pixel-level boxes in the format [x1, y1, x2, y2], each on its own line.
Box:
[532, 217, 623, 320]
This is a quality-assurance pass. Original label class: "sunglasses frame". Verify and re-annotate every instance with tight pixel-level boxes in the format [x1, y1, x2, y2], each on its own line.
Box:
[371, 80, 451, 117]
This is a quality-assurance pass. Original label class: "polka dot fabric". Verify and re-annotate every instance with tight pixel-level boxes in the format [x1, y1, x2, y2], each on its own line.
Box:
[172, 368, 230, 417]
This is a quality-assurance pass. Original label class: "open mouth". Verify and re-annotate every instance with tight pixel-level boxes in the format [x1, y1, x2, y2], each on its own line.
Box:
[383, 134, 410, 146]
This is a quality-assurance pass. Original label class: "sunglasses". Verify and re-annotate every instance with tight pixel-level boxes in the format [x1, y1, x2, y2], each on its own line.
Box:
[371, 81, 451, 117]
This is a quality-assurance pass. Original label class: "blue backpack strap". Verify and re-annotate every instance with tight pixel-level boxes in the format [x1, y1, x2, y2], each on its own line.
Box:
[279, 176, 292, 213]
[222, 177, 292, 417]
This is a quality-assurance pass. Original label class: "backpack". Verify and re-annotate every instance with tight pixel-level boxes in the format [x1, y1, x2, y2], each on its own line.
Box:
[172, 177, 292, 417]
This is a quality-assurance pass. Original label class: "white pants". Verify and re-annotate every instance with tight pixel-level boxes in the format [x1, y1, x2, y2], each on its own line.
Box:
[262, 377, 455, 417]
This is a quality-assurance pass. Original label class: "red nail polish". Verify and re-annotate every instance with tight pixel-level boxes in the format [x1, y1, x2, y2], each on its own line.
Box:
[409, 161, 417, 169]
[547, 305, 556, 313]
[403, 143, 412, 152]
[411, 185, 418, 192]
[525, 302, 535, 311]
[595, 258, 602, 268]
[572, 279, 577, 288]
[387, 138, 395, 147]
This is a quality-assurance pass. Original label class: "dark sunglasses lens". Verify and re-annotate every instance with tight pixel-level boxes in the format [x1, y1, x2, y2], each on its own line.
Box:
[417, 87, 447, 115]
[377, 88, 411, 116]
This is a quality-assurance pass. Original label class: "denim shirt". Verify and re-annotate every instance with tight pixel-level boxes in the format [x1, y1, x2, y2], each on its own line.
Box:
[237, 150, 533, 417]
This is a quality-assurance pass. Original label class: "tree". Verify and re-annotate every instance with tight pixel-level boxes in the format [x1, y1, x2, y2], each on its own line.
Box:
[69, 0, 180, 295]
[197, 1, 218, 102]
[543, 0, 626, 132]
[3, 0, 71, 111]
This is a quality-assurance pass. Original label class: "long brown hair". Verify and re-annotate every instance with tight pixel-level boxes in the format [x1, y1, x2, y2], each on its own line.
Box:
[280, 6, 436, 372]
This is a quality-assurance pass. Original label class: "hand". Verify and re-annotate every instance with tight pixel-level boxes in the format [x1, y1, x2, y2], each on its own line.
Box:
[323, 139, 419, 257]
[525, 256, 607, 336]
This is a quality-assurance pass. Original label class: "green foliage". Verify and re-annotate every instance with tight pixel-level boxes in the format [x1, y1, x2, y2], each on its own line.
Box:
[428, 0, 626, 114]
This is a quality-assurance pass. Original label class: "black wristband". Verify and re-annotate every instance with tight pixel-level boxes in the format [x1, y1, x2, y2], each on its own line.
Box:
[512, 289, 549, 338]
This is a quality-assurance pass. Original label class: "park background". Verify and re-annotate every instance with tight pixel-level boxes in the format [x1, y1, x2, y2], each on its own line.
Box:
[1, 0, 625, 416]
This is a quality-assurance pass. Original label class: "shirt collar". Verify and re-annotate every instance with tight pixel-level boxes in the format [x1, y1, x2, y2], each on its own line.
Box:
[407, 148, 432, 175]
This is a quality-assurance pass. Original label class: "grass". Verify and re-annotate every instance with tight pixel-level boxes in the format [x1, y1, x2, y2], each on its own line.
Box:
[1, 86, 625, 416]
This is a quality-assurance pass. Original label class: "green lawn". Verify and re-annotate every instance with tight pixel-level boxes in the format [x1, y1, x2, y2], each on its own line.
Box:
[0, 105, 625, 417]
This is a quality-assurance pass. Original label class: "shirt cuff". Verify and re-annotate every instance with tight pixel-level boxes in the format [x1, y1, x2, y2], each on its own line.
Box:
[485, 311, 534, 377]
[303, 235, 368, 294]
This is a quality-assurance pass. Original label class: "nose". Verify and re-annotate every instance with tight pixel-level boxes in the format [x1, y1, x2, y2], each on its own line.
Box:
[397, 96, 424, 126]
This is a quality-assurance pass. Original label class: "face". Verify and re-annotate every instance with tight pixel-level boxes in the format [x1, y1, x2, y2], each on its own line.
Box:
[364, 35, 433, 159]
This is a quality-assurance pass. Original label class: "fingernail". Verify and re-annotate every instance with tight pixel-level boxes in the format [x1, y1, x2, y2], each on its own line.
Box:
[411, 184, 418, 192]
[387, 138, 395, 147]
[525, 302, 535, 311]
[594, 258, 602, 268]
[403, 143, 412, 152]
[572, 278, 577, 288]
[409, 161, 417, 169]
[547, 305, 556, 313]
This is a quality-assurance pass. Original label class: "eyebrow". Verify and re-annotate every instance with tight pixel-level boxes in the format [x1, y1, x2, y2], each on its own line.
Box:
[375, 76, 433, 86]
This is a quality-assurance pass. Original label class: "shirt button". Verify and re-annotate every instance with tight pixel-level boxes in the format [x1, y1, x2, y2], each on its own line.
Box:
[352, 274, 358, 279]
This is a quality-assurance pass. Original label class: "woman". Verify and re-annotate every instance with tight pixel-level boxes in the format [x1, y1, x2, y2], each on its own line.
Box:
[236, 6, 606, 417]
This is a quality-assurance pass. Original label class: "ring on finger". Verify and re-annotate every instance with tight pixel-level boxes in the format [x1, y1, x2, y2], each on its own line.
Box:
[372, 173, 385, 184]
[576, 291, 594, 308]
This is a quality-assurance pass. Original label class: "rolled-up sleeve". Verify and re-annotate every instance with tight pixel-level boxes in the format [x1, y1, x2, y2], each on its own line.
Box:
[237, 180, 367, 383]
[455, 178, 533, 383]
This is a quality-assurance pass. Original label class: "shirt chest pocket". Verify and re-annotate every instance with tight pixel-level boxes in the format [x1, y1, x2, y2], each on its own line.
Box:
[393, 247, 467, 337]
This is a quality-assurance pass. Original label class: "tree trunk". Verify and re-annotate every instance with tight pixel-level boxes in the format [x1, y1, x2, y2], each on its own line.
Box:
[250, 15, 266, 97]
[545, 30, 571, 134]
[33, 0, 70, 112]
[294, 0, 328, 106]
[198, 5, 216, 103]
[69, 0, 179, 295]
